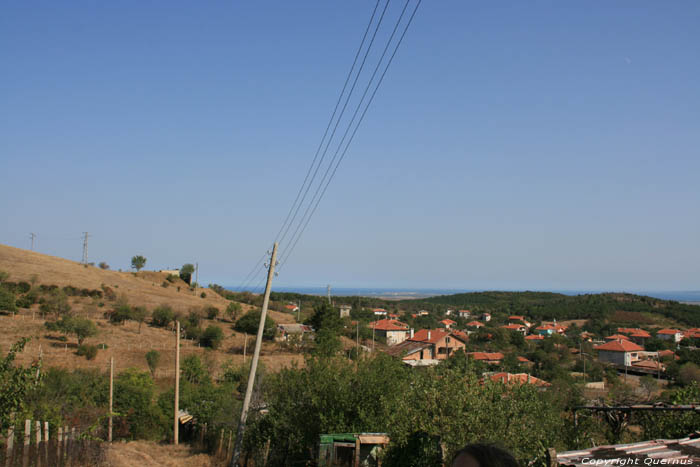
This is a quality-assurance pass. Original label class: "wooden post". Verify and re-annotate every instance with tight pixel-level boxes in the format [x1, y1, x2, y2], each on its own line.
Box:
[109, 356, 114, 443]
[63, 425, 69, 465]
[43, 422, 49, 467]
[4, 424, 14, 467]
[243, 333, 247, 363]
[231, 242, 278, 466]
[546, 448, 558, 467]
[218, 429, 224, 456]
[35, 421, 41, 467]
[22, 419, 30, 467]
[227, 431, 233, 460]
[174, 321, 181, 445]
[354, 437, 361, 467]
[57, 427, 63, 465]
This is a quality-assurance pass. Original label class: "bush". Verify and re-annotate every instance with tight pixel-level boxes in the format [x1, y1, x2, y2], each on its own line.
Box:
[109, 304, 132, 324]
[98, 262, 109, 270]
[235, 310, 276, 340]
[225, 302, 242, 321]
[205, 306, 219, 320]
[145, 350, 160, 377]
[166, 274, 178, 283]
[161, 281, 169, 288]
[200, 325, 224, 349]
[0, 289, 17, 313]
[200, 292, 206, 299]
[76, 344, 98, 360]
[152, 305, 175, 327]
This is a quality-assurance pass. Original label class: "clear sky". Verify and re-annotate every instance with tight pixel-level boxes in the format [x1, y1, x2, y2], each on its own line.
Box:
[2, 1, 699, 292]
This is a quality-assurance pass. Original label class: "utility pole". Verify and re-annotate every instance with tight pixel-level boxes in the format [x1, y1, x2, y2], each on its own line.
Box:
[29, 233, 36, 251]
[109, 357, 113, 443]
[195, 262, 199, 287]
[174, 321, 180, 445]
[327, 284, 331, 304]
[231, 243, 278, 467]
[81, 232, 89, 264]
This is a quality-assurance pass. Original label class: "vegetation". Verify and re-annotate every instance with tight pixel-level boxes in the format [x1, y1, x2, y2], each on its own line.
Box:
[235, 310, 277, 339]
[151, 305, 175, 327]
[0, 339, 40, 432]
[180, 264, 195, 284]
[98, 262, 109, 270]
[145, 350, 160, 377]
[0, 288, 17, 314]
[200, 325, 224, 349]
[45, 316, 98, 345]
[131, 255, 147, 271]
[39, 289, 72, 319]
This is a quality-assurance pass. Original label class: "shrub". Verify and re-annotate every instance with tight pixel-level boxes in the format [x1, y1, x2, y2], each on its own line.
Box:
[186, 310, 201, 328]
[225, 302, 242, 321]
[0, 289, 17, 313]
[77, 344, 98, 360]
[16, 282, 31, 294]
[152, 305, 175, 327]
[205, 306, 219, 320]
[166, 274, 178, 283]
[101, 285, 116, 301]
[161, 281, 169, 288]
[235, 310, 276, 340]
[200, 325, 224, 349]
[39, 290, 71, 319]
[184, 326, 203, 342]
[109, 304, 132, 324]
[98, 262, 109, 270]
[145, 350, 160, 377]
[200, 292, 207, 299]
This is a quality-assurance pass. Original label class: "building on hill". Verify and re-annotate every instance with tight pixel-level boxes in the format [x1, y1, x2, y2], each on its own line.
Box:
[466, 321, 484, 329]
[457, 309, 471, 319]
[605, 334, 631, 341]
[486, 372, 550, 388]
[284, 304, 300, 313]
[439, 319, 456, 329]
[158, 269, 180, 276]
[616, 327, 651, 345]
[369, 319, 410, 346]
[372, 308, 388, 317]
[386, 329, 467, 365]
[338, 305, 351, 318]
[276, 324, 314, 342]
[525, 334, 544, 342]
[501, 323, 527, 335]
[656, 329, 683, 343]
[508, 315, 531, 327]
[468, 352, 504, 365]
[595, 339, 643, 366]
[657, 349, 679, 360]
[535, 324, 557, 336]
[481, 312, 491, 322]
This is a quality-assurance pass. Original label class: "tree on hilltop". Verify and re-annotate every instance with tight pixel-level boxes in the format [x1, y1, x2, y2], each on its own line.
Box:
[180, 264, 195, 284]
[131, 255, 147, 271]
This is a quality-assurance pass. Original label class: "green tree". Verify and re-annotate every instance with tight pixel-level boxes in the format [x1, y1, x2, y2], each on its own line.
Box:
[39, 290, 71, 319]
[235, 310, 277, 339]
[131, 306, 148, 333]
[152, 305, 175, 327]
[205, 306, 219, 320]
[225, 302, 242, 321]
[0, 339, 40, 432]
[131, 255, 147, 271]
[200, 325, 224, 349]
[181, 355, 209, 385]
[179, 264, 195, 284]
[114, 368, 166, 440]
[0, 288, 17, 314]
[145, 350, 160, 377]
[45, 316, 98, 345]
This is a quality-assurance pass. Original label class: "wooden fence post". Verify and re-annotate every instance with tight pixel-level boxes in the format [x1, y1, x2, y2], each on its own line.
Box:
[218, 429, 224, 456]
[43, 422, 49, 467]
[22, 419, 30, 467]
[227, 430, 233, 461]
[4, 424, 14, 467]
[63, 425, 69, 465]
[57, 427, 63, 465]
[35, 421, 41, 467]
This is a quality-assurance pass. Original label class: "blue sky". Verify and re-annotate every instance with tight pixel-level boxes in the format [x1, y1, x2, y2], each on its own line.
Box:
[1, 1, 699, 292]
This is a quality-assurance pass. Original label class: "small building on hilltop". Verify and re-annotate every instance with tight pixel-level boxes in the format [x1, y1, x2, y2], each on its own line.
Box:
[486, 372, 550, 388]
[501, 323, 528, 335]
[386, 329, 467, 365]
[338, 304, 352, 318]
[595, 339, 643, 366]
[439, 319, 456, 330]
[656, 329, 683, 343]
[276, 324, 314, 342]
[468, 352, 504, 365]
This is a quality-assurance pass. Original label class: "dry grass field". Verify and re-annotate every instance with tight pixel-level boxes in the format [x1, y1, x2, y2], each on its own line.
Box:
[105, 441, 214, 467]
[0, 243, 304, 377]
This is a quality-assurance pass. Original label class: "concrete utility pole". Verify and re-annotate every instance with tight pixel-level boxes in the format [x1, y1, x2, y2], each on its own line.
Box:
[81, 232, 89, 264]
[195, 262, 199, 287]
[29, 233, 36, 251]
[109, 357, 113, 443]
[327, 284, 331, 304]
[231, 243, 278, 466]
[174, 321, 180, 445]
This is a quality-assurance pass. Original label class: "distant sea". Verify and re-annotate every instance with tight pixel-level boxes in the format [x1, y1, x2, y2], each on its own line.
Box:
[227, 286, 700, 303]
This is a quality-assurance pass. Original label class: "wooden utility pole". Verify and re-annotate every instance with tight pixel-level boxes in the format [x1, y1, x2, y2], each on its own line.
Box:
[108, 357, 114, 442]
[174, 321, 181, 445]
[231, 243, 278, 467]
[243, 333, 247, 363]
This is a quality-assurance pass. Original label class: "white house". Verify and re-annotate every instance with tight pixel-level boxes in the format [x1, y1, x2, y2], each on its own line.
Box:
[339, 305, 352, 318]
[595, 339, 643, 366]
[656, 329, 682, 343]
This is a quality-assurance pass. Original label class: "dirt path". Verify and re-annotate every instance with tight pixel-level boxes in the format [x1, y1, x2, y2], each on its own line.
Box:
[105, 441, 214, 467]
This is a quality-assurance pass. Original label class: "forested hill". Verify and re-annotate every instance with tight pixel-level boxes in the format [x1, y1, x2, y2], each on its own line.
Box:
[416, 291, 700, 327]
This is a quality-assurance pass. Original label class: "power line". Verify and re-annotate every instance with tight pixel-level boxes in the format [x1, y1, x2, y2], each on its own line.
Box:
[279, 0, 422, 269]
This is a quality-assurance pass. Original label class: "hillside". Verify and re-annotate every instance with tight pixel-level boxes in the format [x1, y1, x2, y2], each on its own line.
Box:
[0, 243, 303, 377]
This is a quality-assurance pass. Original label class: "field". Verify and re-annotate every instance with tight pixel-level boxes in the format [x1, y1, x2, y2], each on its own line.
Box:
[0, 243, 305, 378]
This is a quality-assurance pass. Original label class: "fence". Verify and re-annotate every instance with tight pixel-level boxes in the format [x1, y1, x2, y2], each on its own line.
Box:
[1, 420, 103, 467]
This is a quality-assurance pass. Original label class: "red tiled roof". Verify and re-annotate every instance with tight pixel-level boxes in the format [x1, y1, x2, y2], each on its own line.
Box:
[525, 335, 544, 340]
[466, 321, 484, 327]
[657, 329, 681, 335]
[632, 360, 664, 370]
[372, 308, 387, 313]
[501, 324, 525, 330]
[617, 328, 650, 338]
[284, 304, 298, 310]
[458, 309, 471, 313]
[517, 356, 532, 363]
[536, 324, 557, 331]
[605, 334, 631, 341]
[508, 315, 525, 321]
[469, 352, 504, 362]
[489, 372, 551, 387]
[595, 340, 644, 352]
[658, 350, 679, 360]
[370, 319, 409, 331]
[451, 330, 469, 342]
[440, 319, 456, 325]
[410, 329, 449, 345]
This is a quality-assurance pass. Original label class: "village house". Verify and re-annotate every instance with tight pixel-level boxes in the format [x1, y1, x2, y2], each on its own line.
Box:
[468, 352, 504, 365]
[369, 319, 410, 346]
[457, 309, 471, 319]
[525, 334, 544, 342]
[508, 315, 531, 327]
[284, 304, 300, 313]
[605, 334, 632, 341]
[276, 323, 314, 342]
[466, 321, 484, 329]
[481, 312, 491, 322]
[595, 339, 643, 366]
[617, 327, 651, 345]
[439, 319, 456, 330]
[387, 329, 467, 365]
[372, 308, 388, 317]
[338, 304, 351, 318]
[487, 372, 550, 388]
[445, 309, 454, 316]
[656, 329, 683, 343]
[534, 324, 557, 336]
[501, 323, 527, 335]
